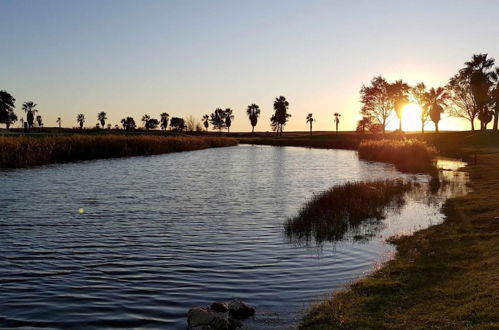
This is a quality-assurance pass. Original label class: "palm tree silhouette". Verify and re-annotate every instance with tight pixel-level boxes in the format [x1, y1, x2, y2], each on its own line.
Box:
[202, 114, 209, 131]
[224, 108, 234, 133]
[97, 111, 107, 128]
[246, 104, 260, 134]
[56, 117, 62, 128]
[461, 54, 495, 130]
[306, 113, 314, 135]
[160, 112, 170, 130]
[141, 114, 151, 130]
[76, 114, 85, 129]
[35, 115, 43, 128]
[334, 112, 341, 133]
[427, 87, 449, 133]
[22, 101, 37, 129]
[273, 96, 290, 136]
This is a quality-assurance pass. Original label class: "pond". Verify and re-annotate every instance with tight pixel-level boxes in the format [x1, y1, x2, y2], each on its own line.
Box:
[0, 145, 468, 329]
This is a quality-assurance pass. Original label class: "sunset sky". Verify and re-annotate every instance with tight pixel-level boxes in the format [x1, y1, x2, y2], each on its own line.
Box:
[2, 0, 499, 132]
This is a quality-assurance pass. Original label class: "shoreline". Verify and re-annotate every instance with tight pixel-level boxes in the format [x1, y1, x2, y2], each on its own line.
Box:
[238, 132, 498, 329]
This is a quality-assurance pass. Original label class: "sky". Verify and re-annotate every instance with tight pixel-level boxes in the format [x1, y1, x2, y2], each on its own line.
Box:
[1, 0, 499, 132]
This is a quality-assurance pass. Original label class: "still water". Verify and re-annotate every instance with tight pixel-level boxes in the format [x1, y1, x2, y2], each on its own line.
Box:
[0, 145, 468, 329]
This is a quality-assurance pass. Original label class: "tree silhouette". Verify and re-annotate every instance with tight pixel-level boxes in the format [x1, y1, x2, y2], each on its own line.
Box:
[141, 114, 151, 130]
[56, 117, 62, 128]
[273, 96, 291, 136]
[0, 90, 17, 129]
[411, 83, 432, 133]
[160, 112, 170, 130]
[306, 113, 314, 135]
[210, 108, 226, 132]
[170, 117, 185, 131]
[76, 114, 85, 129]
[427, 87, 450, 133]
[36, 115, 43, 128]
[22, 101, 38, 129]
[356, 116, 372, 134]
[98, 111, 107, 128]
[334, 112, 341, 133]
[360, 76, 392, 133]
[202, 114, 209, 131]
[389, 80, 410, 131]
[490, 68, 499, 131]
[224, 108, 234, 133]
[446, 72, 479, 131]
[246, 104, 260, 134]
[121, 117, 136, 131]
[461, 54, 495, 130]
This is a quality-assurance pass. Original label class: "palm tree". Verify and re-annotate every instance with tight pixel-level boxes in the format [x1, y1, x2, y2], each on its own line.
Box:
[224, 108, 234, 133]
[334, 113, 341, 133]
[56, 117, 62, 128]
[141, 114, 151, 130]
[76, 114, 85, 129]
[389, 80, 410, 131]
[273, 96, 291, 136]
[160, 112, 170, 130]
[97, 111, 107, 128]
[246, 104, 260, 134]
[35, 115, 43, 127]
[427, 87, 449, 133]
[305, 113, 314, 135]
[461, 54, 495, 130]
[202, 114, 209, 131]
[22, 101, 37, 129]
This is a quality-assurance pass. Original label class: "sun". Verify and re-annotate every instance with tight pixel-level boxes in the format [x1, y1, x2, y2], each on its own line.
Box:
[402, 103, 423, 132]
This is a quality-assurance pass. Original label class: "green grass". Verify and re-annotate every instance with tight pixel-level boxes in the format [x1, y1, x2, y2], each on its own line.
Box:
[0, 135, 237, 168]
[285, 180, 413, 244]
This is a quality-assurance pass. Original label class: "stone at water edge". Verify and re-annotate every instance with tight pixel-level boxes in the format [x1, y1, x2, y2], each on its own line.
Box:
[228, 299, 255, 319]
[210, 301, 229, 313]
[187, 307, 215, 329]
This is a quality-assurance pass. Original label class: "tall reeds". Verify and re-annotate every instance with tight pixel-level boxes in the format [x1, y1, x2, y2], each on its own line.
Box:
[0, 135, 237, 168]
[284, 179, 413, 244]
[358, 139, 437, 173]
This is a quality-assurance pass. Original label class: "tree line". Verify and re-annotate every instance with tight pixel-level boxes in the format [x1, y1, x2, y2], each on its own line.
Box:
[357, 53, 499, 134]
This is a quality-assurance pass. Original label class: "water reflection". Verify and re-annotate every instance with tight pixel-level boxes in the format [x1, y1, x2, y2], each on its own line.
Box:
[284, 158, 469, 246]
[0, 146, 469, 329]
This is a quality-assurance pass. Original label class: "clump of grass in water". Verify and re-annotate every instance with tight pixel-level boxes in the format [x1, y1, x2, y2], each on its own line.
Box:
[0, 135, 237, 168]
[358, 138, 437, 173]
[284, 179, 413, 244]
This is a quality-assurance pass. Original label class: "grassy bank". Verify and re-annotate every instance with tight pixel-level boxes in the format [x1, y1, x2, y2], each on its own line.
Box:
[358, 139, 437, 173]
[301, 151, 499, 329]
[285, 179, 413, 244]
[0, 135, 237, 168]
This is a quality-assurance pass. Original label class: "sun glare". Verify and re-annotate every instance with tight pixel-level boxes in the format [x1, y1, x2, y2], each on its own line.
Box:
[402, 103, 423, 132]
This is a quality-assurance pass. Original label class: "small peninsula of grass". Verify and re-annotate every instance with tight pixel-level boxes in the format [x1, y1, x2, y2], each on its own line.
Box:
[358, 138, 437, 173]
[0, 135, 237, 168]
[285, 179, 413, 244]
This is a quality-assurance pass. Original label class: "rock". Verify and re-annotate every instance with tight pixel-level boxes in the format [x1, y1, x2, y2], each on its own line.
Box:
[210, 301, 229, 313]
[188, 306, 231, 330]
[187, 307, 214, 329]
[228, 299, 255, 319]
